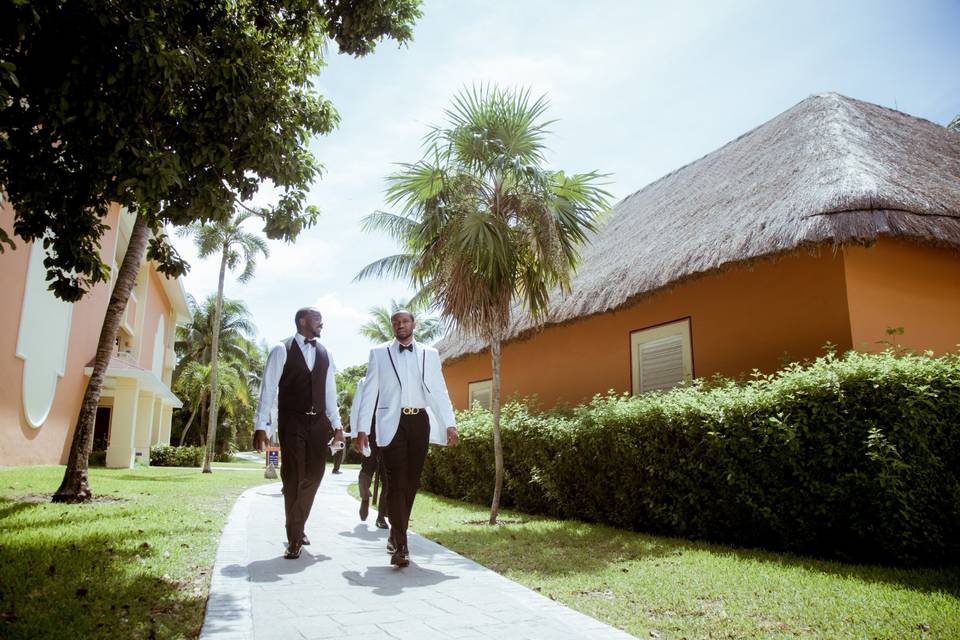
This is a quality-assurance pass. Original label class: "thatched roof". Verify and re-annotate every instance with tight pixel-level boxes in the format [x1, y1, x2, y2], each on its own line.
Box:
[437, 92, 960, 363]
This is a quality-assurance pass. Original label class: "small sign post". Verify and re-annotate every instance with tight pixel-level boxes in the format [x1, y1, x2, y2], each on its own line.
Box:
[265, 446, 280, 479]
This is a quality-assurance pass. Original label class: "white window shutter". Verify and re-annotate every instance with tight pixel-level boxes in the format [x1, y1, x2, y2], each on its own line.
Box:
[639, 335, 684, 393]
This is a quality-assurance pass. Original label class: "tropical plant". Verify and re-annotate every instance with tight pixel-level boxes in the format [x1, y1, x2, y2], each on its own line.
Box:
[948, 114, 960, 132]
[357, 85, 611, 523]
[0, 0, 421, 502]
[178, 212, 268, 472]
[172, 294, 263, 452]
[359, 298, 443, 344]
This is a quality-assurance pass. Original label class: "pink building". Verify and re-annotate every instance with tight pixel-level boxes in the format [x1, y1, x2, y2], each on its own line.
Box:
[1, 202, 189, 467]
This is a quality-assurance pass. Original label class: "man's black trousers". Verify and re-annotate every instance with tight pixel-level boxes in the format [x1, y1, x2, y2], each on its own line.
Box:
[278, 413, 331, 544]
[358, 416, 388, 518]
[381, 412, 430, 549]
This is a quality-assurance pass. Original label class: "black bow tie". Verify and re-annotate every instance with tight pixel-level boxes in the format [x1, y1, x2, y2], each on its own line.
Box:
[303, 338, 316, 348]
[399, 343, 413, 353]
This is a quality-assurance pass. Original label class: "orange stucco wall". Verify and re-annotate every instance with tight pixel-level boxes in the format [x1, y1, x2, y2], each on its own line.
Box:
[0, 203, 120, 465]
[443, 247, 854, 410]
[843, 237, 960, 354]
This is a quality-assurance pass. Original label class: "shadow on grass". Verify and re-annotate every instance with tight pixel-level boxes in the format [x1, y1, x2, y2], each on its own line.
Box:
[422, 494, 960, 599]
[0, 530, 205, 640]
[111, 473, 200, 483]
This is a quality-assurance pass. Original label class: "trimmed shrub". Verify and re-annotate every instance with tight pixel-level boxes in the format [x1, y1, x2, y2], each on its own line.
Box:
[422, 350, 960, 565]
[150, 445, 205, 467]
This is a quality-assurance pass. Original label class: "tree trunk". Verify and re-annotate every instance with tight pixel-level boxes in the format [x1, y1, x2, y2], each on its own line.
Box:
[488, 337, 504, 525]
[178, 400, 201, 446]
[202, 248, 229, 473]
[53, 214, 151, 503]
[198, 395, 208, 447]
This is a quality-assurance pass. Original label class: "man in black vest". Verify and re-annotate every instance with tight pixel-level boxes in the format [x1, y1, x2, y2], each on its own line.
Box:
[254, 307, 344, 559]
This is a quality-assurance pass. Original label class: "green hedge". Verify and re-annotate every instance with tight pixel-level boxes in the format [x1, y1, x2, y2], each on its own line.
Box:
[422, 350, 960, 565]
[150, 445, 205, 467]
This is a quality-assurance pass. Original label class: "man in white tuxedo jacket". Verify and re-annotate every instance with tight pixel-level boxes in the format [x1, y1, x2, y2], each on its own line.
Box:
[354, 309, 458, 567]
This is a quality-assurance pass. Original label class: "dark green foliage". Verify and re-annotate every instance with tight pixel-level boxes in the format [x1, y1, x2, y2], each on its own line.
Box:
[150, 445, 204, 467]
[0, 0, 422, 300]
[422, 350, 960, 565]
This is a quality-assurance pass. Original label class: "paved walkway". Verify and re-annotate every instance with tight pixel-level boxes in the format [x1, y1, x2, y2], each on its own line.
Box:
[200, 468, 636, 640]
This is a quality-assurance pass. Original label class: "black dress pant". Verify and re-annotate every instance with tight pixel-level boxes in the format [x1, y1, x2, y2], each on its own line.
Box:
[381, 412, 430, 549]
[358, 417, 388, 518]
[278, 413, 331, 544]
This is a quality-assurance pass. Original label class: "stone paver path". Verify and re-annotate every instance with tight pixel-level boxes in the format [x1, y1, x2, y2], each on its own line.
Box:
[200, 468, 636, 640]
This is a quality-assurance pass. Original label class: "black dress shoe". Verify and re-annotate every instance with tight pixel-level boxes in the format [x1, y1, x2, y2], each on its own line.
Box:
[284, 541, 302, 559]
[390, 545, 410, 567]
[332, 469, 342, 474]
[300, 533, 310, 546]
[359, 499, 369, 521]
[375, 516, 388, 529]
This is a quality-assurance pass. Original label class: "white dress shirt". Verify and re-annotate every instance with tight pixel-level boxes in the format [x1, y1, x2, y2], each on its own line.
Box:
[398, 341, 428, 408]
[254, 334, 342, 437]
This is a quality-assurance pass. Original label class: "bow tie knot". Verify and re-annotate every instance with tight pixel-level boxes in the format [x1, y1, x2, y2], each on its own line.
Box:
[303, 338, 316, 348]
[399, 343, 413, 353]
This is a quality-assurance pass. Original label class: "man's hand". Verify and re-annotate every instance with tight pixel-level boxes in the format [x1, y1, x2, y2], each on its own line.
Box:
[446, 427, 459, 447]
[253, 430, 268, 453]
[333, 427, 346, 446]
[353, 432, 369, 453]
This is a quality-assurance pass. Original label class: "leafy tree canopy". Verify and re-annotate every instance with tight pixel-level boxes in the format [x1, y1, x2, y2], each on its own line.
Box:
[0, 0, 421, 301]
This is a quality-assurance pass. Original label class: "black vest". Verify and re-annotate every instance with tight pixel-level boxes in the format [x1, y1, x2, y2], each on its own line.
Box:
[278, 337, 330, 426]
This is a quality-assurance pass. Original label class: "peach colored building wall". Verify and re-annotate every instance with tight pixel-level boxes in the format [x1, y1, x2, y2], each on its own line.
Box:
[843, 238, 960, 354]
[443, 247, 854, 410]
[0, 204, 120, 465]
[141, 270, 172, 372]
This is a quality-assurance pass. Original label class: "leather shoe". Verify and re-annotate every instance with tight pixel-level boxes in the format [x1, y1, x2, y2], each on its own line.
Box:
[390, 545, 410, 567]
[359, 499, 369, 521]
[284, 541, 302, 559]
[375, 515, 388, 529]
[300, 533, 310, 546]
[332, 469, 342, 474]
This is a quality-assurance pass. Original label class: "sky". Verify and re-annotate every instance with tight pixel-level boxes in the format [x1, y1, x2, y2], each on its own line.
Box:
[170, 0, 960, 369]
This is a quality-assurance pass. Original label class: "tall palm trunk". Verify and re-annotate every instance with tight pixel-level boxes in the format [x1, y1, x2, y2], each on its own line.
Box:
[53, 215, 150, 502]
[202, 248, 229, 473]
[488, 337, 504, 524]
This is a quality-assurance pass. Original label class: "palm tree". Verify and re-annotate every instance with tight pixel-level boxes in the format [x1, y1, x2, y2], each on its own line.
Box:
[948, 115, 960, 132]
[179, 211, 268, 472]
[172, 294, 259, 449]
[359, 298, 443, 344]
[357, 85, 611, 523]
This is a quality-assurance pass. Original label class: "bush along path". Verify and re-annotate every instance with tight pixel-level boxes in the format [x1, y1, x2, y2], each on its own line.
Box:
[422, 349, 960, 565]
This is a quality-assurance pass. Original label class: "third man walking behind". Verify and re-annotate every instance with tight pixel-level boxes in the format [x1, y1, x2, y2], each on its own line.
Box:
[354, 309, 458, 567]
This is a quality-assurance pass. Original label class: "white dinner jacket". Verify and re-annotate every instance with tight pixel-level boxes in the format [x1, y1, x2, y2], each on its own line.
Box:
[356, 340, 456, 448]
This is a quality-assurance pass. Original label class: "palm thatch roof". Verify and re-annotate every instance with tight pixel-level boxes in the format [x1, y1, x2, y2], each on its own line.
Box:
[437, 92, 960, 362]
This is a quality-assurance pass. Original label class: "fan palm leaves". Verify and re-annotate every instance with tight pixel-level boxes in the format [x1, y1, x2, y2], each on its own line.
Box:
[357, 85, 611, 523]
[359, 297, 443, 344]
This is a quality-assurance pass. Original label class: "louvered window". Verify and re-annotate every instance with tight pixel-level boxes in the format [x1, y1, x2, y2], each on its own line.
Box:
[468, 379, 492, 410]
[631, 319, 693, 395]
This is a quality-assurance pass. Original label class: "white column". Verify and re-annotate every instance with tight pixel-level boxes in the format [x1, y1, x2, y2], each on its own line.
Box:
[158, 405, 173, 445]
[150, 397, 164, 446]
[133, 390, 155, 464]
[106, 379, 140, 468]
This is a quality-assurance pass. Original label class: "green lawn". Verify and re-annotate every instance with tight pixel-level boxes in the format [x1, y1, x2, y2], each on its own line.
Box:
[0, 465, 271, 640]
[350, 486, 960, 640]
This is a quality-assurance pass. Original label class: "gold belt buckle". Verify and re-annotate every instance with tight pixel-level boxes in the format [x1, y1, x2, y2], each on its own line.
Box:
[305, 407, 317, 416]
[402, 407, 420, 415]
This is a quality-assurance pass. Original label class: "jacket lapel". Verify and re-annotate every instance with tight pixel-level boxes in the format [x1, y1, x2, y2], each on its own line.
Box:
[414, 343, 431, 393]
[386, 342, 402, 388]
